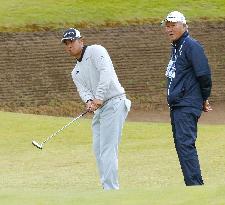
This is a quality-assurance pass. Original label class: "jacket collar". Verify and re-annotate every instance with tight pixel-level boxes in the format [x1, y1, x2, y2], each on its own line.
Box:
[77, 45, 88, 62]
[172, 31, 189, 48]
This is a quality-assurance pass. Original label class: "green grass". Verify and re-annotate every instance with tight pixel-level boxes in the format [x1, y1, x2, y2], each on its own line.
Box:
[0, 0, 225, 31]
[0, 111, 225, 204]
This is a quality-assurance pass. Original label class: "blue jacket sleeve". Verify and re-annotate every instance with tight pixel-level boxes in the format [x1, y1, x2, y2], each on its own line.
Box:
[197, 74, 212, 101]
[188, 40, 211, 77]
[187, 40, 212, 100]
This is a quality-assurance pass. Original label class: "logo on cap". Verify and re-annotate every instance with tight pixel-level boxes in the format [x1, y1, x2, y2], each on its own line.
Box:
[61, 28, 81, 43]
[162, 11, 186, 25]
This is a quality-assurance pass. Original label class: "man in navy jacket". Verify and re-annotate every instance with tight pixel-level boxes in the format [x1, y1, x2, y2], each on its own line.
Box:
[162, 11, 212, 185]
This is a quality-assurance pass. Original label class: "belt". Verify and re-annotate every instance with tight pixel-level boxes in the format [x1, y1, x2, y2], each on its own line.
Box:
[103, 93, 126, 106]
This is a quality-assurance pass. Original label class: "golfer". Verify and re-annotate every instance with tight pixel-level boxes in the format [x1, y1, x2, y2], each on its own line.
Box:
[162, 11, 212, 185]
[61, 28, 131, 190]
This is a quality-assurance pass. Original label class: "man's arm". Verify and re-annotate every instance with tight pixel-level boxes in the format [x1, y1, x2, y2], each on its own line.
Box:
[91, 45, 113, 101]
[198, 74, 212, 112]
[72, 76, 94, 104]
[189, 40, 212, 112]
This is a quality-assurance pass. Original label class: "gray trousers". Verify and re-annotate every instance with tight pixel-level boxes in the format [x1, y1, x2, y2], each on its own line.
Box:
[92, 97, 131, 190]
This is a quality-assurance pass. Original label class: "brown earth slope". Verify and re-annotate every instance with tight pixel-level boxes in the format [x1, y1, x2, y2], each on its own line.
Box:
[0, 22, 224, 120]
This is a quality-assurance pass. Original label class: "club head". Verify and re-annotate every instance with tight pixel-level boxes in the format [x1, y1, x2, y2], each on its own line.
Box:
[32, 140, 43, 149]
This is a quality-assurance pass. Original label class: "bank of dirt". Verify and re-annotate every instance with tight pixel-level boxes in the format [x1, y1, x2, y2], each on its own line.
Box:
[127, 103, 225, 124]
[0, 22, 224, 119]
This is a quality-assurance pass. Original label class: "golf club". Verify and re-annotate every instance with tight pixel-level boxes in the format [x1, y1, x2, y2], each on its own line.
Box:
[32, 111, 88, 150]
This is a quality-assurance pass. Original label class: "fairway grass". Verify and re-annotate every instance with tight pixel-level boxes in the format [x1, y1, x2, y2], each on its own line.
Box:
[0, 0, 225, 31]
[0, 111, 224, 204]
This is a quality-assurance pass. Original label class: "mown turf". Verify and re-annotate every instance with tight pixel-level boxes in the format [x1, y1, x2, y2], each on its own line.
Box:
[0, 0, 225, 31]
[0, 111, 224, 204]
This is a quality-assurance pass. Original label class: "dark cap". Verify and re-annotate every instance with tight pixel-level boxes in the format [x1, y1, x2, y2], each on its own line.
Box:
[61, 28, 82, 43]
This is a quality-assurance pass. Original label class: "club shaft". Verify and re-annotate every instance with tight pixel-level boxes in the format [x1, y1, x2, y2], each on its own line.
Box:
[42, 111, 88, 145]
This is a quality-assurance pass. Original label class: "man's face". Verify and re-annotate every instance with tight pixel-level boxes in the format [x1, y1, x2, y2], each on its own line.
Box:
[165, 21, 186, 42]
[64, 39, 83, 57]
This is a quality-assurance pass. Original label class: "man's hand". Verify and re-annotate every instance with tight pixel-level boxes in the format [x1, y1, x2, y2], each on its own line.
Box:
[86, 99, 103, 112]
[92, 99, 103, 111]
[86, 100, 94, 112]
[203, 100, 212, 112]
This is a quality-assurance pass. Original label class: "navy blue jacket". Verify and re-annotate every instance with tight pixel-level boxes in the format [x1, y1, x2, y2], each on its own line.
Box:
[166, 31, 212, 111]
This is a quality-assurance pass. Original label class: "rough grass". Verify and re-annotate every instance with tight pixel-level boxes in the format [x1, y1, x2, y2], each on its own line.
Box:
[0, 111, 224, 204]
[0, 0, 225, 31]
[0, 100, 84, 117]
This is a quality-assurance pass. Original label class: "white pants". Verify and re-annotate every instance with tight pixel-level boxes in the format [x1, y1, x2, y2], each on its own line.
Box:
[92, 97, 131, 190]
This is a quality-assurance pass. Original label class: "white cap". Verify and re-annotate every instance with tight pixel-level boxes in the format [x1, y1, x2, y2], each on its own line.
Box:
[162, 11, 186, 25]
